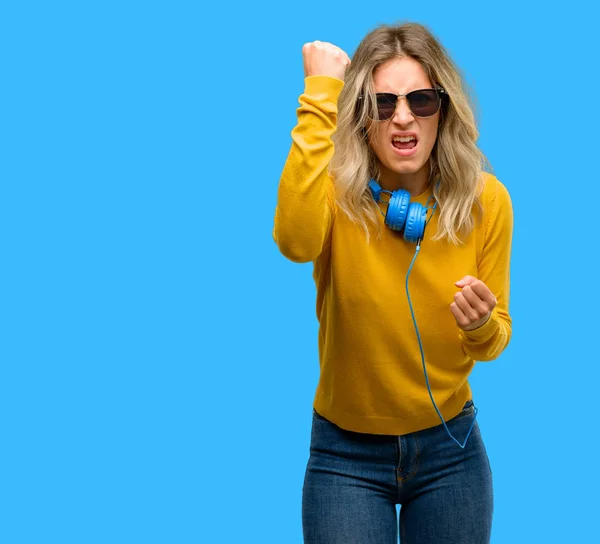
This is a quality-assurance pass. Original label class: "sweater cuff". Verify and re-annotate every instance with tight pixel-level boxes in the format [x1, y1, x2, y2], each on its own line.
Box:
[460, 308, 500, 343]
[304, 75, 345, 102]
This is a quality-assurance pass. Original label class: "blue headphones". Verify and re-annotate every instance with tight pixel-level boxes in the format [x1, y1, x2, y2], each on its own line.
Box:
[368, 178, 477, 449]
[368, 179, 437, 243]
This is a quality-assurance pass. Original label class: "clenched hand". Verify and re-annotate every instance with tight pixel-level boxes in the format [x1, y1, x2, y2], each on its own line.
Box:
[450, 275, 497, 331]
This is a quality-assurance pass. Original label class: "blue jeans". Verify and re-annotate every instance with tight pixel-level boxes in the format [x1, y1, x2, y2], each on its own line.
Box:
[302, 400, 493, 543]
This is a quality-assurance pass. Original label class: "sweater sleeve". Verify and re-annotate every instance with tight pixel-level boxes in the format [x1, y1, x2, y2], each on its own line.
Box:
[459, 175, 514, 361]
[272, 75, 344, 263]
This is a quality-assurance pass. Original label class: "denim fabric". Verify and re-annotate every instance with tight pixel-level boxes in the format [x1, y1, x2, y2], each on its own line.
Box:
[302, 400, 493, 543]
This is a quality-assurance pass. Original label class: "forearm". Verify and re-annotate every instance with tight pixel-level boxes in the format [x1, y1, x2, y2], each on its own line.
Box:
[273, 76, 343, 263]
[459, 308, 512, 361]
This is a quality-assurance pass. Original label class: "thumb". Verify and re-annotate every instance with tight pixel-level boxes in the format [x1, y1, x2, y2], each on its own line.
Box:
[454, 275, 477, 287]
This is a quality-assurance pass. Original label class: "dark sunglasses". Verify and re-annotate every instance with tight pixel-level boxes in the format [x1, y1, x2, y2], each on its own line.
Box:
[357, 87, 447, 120]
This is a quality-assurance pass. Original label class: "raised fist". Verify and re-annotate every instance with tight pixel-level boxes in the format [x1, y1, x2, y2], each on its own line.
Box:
[302, 41, 351, 81]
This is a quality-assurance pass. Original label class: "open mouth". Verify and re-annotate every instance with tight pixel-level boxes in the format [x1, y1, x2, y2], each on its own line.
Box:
[391, 134, 418, 157]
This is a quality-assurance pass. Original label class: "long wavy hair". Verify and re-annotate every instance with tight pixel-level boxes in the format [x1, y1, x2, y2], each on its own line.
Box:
[330, 22, 489, 244]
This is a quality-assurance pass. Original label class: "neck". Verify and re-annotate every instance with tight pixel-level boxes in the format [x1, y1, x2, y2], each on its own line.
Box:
[378, 162, 431, 196]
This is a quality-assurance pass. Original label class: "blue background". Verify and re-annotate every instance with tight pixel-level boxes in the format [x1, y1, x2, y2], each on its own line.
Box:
[1, 1, 597, 542]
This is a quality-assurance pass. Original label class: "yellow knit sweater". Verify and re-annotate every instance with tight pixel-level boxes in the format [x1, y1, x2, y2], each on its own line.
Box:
[273, 75, 513, 435]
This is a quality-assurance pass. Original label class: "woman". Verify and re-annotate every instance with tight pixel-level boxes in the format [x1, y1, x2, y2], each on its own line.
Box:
[273, 22, 513, 543]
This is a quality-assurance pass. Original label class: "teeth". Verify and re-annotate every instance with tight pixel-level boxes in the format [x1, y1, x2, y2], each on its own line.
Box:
[393, 135, 416, 142]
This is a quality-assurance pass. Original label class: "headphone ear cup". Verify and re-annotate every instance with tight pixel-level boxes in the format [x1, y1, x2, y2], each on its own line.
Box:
[385, 190, 410, 231]
[403, 203, 427, 243]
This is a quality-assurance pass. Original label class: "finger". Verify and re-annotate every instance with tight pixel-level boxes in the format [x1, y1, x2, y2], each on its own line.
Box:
[454, 291, 479, 322]
[454, 276, 467, 286]
[450, 301, 469, 328]
[461, 285, 489, 316]
[469, 280, 497, 306]
[454, 275, 477, 287]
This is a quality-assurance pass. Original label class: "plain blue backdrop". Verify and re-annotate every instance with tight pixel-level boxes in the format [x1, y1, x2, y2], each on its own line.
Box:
[1, 1, 598, 542]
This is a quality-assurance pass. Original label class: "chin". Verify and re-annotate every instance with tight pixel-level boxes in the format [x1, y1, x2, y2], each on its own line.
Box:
[386, 157, 424, 175]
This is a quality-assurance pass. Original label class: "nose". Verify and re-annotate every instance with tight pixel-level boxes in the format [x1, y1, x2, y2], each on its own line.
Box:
[391, 97, 413, 125]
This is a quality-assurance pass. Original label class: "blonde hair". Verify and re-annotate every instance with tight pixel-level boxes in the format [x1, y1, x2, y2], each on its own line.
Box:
[330, 22, 489, 244]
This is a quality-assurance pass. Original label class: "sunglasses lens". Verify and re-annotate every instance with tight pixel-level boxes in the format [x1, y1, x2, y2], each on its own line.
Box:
[408, 90, 440, 117]
[375, 94, 397, 120]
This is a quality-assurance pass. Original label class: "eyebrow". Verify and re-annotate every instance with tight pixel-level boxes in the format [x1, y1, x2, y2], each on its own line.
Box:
[374, 87, 433, 94]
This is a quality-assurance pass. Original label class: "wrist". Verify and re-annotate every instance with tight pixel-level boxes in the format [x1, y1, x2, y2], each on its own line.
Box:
[462, 312, 491, 332]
